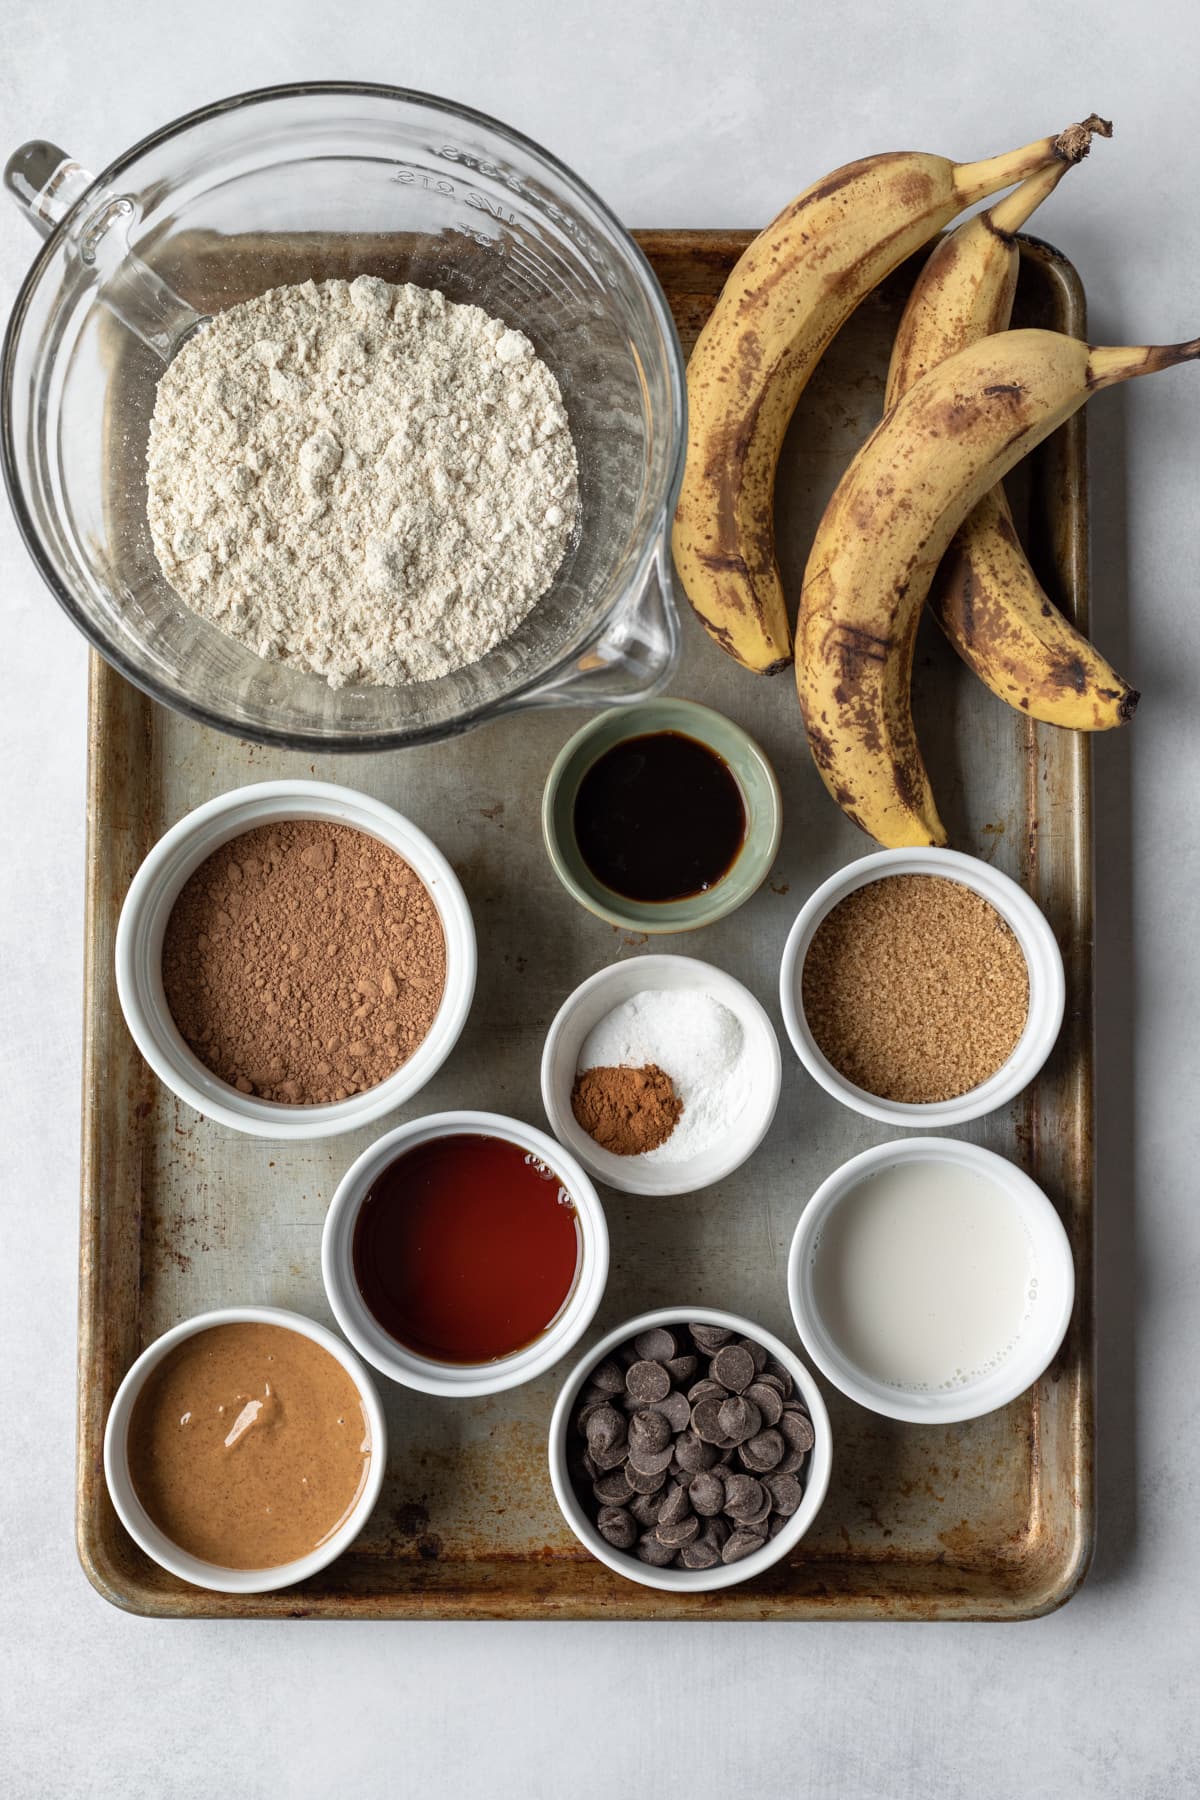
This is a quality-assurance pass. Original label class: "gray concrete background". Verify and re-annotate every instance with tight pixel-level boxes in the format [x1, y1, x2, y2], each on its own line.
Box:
[1, 3, 1196, 1794]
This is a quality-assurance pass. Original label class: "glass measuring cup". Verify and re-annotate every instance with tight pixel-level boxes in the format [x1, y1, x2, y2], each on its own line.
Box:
[2, 84, 685, 750]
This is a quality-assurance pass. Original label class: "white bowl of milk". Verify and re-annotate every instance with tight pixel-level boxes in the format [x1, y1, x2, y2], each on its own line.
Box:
[787, 1138, 1074, 1424]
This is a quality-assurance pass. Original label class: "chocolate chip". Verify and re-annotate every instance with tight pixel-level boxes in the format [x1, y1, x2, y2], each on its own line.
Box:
[591, 1360, 626, 1395]
[625, 1457, 669, 1493]
[711, 1344, 755, 1393]
[738, 1428, 784, 1473]
[656, 1480, 691, 1529]
[716, 1395, 762, 1444]
[626, 1360, 671, 1404]
[721, 1529, 768, 1564]
[680, 1535, 721, 1570]
[579, 1448, 600, 1481]
[688, 1323, 734, 1353]
[779, 1410, 815, 1454]
[577, 1382, 614, 1413]
[741, 1495, 772, 1531]
[591, 1432, 631, 1471]
[657, 1513, 700, 1548]
[767, 1514, 789, 1539]
[573, 1402, 604, 1436]
[651, 1391, 692, 1433]
[629, 1491, 664, 1529]
[687, 1471, 726, 1517]
[585, 1403, 624, 1452]
[633, 1328, 677, 1362]
[764, 1473, 803, 1516]
[674, 1431, 717, 1473]
[774, 1446, 807, 1475]
[687, 1378, 726, 1405]
[722, 1473, 767, 1524]
[628, 1409, 672, 1455]
[737, 1337, 768, 1374]
[691, 1396, 727, 1443]
[764, 1356, 794, 1396]
[744, 1381, 783, 1428]
[592, 1468, 634, 1505]
[636, 1532, 678, 1567]
[596, 1506, 637, 1550]
[664, 1354, 698, 1385]
[628, 1439, 675, 1478]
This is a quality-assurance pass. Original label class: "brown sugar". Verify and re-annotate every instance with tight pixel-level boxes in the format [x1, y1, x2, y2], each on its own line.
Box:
[571, 1063, 683, 1155]
[801, 875, 1030, 1104]
[161, 820, 446, 1105]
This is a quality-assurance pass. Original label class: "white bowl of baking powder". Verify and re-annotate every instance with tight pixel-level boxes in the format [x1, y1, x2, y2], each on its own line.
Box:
[541, 954, 782, 1197]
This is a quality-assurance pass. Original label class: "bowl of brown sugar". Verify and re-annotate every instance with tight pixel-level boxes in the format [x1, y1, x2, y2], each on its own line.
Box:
[779, 847, 1065, 1129]
[116, 780, 476, 1137]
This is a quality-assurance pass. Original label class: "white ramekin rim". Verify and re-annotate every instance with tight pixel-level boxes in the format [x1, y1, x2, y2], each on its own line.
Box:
[102, 1303, 387, 1594]
[114, 779, 477, 1140]
[548, 1306, 832, 1593]
[321, 1109, 610, 1397]
[540, 954, 782, 1197]
[778, 845, 1065, 1128]
[786, 1137, 1075, 1426]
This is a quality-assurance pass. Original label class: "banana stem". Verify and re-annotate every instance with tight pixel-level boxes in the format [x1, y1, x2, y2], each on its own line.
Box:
[954, 113, 1112, 208]
[1088, 339, 1200, 389]
[986, 159, 1071, 237]
[1056, 113, 1113, 163]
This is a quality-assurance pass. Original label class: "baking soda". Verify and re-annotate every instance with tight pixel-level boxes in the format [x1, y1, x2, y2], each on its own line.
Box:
[577, 989, 751, 1164]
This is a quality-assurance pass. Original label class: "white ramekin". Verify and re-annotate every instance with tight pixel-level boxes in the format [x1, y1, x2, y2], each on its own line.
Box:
[103, 1304, 387, 1594]
[787, 1137, 1075, 1426]
[540, 954, 782, 1197]
[548, 1307, 832, 1594]
[778, 846, 1065, 1129]
[321, 1110, 609, 1398]
[115, 779, 476, 1139]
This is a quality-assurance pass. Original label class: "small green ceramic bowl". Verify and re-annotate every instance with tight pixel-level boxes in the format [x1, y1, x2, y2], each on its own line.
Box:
[541, 698, 783, 933]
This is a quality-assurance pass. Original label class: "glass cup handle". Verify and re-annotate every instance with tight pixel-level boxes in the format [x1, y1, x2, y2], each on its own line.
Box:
[4, 138, 205, 362]
[508, 536, 681, 715]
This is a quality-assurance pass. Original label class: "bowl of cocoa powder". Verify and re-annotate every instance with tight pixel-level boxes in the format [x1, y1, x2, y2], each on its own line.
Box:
[115, 780, 476, 1137]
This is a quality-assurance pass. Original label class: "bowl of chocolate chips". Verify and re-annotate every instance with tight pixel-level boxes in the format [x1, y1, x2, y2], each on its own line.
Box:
[548, 1308, 831, 1592]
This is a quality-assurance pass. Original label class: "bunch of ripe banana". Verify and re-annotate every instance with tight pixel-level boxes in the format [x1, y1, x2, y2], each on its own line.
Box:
[673, 117, 1198, 847]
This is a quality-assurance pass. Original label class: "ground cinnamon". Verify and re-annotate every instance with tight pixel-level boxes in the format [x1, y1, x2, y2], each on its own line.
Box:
[570, 1063, 683, 1156]
[161, 820, 446, 1105]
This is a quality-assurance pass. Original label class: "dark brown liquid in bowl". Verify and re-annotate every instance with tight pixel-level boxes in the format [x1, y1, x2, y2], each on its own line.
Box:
[572, 730, 747, 903]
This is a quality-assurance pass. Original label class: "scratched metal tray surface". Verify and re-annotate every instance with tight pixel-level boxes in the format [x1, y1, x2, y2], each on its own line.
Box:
[77, 230, 1094, 1619]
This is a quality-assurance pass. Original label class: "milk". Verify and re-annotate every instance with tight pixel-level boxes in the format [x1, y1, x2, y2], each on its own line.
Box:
[810, 1158, 1036, 1392]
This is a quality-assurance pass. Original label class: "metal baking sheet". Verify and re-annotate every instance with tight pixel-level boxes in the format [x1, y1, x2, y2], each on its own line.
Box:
[77, 231, 1094, 1618]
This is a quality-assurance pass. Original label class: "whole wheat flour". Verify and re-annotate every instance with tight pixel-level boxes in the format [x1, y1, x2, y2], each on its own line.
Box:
[145, 276, 579, 687]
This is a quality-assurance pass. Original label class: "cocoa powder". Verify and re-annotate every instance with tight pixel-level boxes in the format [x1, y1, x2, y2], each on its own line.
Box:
[161, 820, 446, 1105]
[570, 1063, 682, 1156]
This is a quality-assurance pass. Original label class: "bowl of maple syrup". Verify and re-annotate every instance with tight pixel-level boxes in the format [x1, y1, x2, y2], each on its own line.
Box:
[321, 1110, 609, 1397]
[541, 699, 782, 933]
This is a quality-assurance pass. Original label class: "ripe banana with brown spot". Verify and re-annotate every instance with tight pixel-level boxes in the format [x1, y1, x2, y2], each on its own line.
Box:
[672, 127, 1085, 674]
[797, 330, 1198, 847]
[885, 117, 1137, 729]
